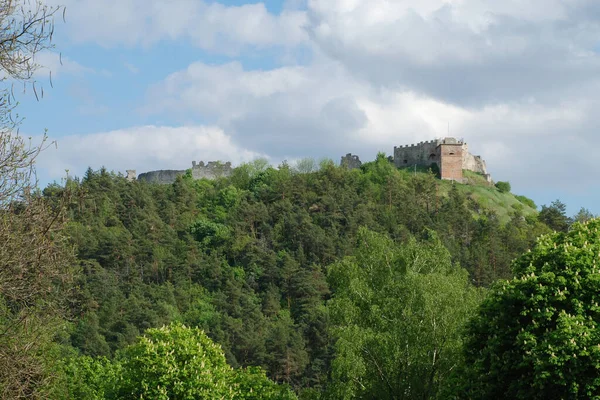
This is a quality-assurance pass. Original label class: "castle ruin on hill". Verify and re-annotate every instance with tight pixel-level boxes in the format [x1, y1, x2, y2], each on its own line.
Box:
[132, 161, 233, 184]
[340, 153, 362, 170]
[393, 137, 490, 183]
[128, 137, 490, 184]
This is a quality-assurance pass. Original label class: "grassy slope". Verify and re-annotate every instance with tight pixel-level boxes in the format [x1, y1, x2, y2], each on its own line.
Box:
[400, 167, 537, 223]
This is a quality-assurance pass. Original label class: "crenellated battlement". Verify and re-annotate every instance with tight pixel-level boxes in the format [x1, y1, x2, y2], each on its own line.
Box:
[136, 160, 233, 184]
[392, 137, 489, 182]
[132, 138, 490, 185]
[340, 153, 362, 169]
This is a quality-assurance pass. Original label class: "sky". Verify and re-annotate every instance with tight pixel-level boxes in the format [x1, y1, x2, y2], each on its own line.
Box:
[17, 0, 600, 215]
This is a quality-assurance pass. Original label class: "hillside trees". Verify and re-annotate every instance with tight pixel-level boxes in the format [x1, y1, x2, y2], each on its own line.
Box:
[0, 1, 74, 398]
[457, 219, 600, 399]
[60, 323, 297, 399]
[48, 163, 551, 394]
[539, 199, 570, 232]
[326, 228, 482, 399]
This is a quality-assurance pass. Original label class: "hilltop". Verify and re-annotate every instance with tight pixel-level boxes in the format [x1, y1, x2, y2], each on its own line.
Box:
[396, 167, 537, 223]
[33, 156, 552, 398]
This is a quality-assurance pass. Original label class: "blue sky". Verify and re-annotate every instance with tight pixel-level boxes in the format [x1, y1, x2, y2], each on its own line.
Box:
[18, 0, 600, 215]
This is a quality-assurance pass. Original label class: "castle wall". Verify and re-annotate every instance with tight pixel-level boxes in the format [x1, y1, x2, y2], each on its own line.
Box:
[340, 153, 362, 169]
[393, 138, 490, 182]
[393, 140, 440, 168]
[191, 161, 232, 180]
[137, 161, 233, 184]
[137, 169, 185, 184]
[462, 152, 488, 175]
[126, 170, 137, 182]
[439, 144, 464, 181]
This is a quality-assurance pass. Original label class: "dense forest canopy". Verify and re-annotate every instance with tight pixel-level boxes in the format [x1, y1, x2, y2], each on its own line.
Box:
[24, 156, 584, 398]
[1, 0, 599, 398]
[3, 135, 600, 398]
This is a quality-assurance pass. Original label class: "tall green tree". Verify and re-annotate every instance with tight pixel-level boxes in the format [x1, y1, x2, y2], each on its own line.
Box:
[539, 199, 570, 232]
[0, 1, 74, 397]
[457, 218, 600, 399]
[60, 323, 296, 400]
[326, 228, 481, 399]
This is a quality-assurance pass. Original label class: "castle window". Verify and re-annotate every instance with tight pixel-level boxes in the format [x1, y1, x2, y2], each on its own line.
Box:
[428, 153, 436, 160]
[449, 152, 455, 156]
[403, 160, 408, 164]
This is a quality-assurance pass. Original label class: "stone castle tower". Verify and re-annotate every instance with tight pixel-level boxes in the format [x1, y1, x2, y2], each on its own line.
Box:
[393, 137, 490, 182]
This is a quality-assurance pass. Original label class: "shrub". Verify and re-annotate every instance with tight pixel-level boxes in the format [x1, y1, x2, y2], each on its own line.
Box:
[495, 181, 511, 193]
[515, 195, 537, 209]
[458, 219, 600, 399]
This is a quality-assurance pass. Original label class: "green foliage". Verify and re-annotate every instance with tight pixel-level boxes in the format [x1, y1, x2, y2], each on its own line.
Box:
[57, 354, 119, 400]
[44, 164, 553, 395]
[190, 217, 231, 246]
[59, 324, 296, 400]
[495, 181, 511, 193]
[572, 207, 595, 224]
[515, 194, 537, 209]
[59, 323, 295, 399]
[458, 218, 600, 399]
[115, 323, 238, 399]
[294, 158, 318, 174]
[326, 228, 482, 399]
[539, 199, 570, 232]
[429, 162, 440, 176]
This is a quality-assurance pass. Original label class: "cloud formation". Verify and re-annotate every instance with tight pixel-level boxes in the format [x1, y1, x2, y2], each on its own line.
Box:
[36, 0, 600, 211]
[305, 0, 600, 105]
[140, 56, 599, 193]
[50, 0, 307, 51]
[33, 51, 93, 79]
[37, 125, 264, 182]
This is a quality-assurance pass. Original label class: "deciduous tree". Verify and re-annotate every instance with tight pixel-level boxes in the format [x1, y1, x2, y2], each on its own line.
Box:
[458, 218, 600, 399]
[326, 228, 481, 399]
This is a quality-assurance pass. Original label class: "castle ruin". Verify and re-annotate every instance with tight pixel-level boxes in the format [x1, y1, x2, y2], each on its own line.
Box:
[130, 137, 490, 185]
[136, 161, 233, 184]
[393, 137, 490, 183]
[340, 153, 362, 170]
[126, 170, 137, 182]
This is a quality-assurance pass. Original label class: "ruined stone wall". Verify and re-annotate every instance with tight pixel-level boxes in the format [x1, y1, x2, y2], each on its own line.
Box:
[126, 170, 137, 182]
[136, 161, 233, 184]
[462, 150, 488, 175]
[340, 153, 362, 169]
[137, 169, 185, 184]
[191, 161, 233, 180]
[393, 138, 491, 181]
[393, 140, 440, 168]
[439, 144, 464, 181]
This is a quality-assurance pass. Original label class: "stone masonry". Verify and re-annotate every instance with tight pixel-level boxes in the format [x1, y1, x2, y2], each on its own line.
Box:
[132, 138, 490, 185]
[340, 153, 362, 170]
[136, 161, 233, 184]
[393, 137, 491, 182]
[126, 170, 137, 182]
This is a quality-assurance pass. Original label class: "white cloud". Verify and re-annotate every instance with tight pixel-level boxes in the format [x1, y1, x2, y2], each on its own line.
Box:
[140, 56, 600, 196]
[49, 0, 308, 51]
[33, 51, 92, 79]
[36, 125, 265, 180]
[141, 60, 373, 157]
[37, 0, 600, 211]
[305, 0, 600, 105]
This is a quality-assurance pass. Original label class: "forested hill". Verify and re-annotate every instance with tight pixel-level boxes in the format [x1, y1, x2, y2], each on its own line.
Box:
[39, 155, 561, 394]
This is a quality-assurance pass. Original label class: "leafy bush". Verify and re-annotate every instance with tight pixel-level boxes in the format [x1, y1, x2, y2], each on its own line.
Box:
[327, 228, 481, 399]
[190, 218, 231, 246]
[495, 181, 511, 193]
[62, 323, 297, 399]
[515, 195, 537, 209]
[458, 218, 600, 399]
